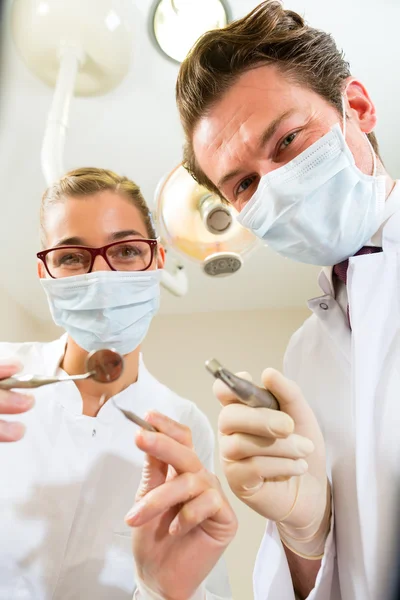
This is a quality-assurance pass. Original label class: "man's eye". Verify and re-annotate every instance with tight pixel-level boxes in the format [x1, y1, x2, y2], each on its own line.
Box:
[237, 176, 256, 195]
[279, 132, 297, 151]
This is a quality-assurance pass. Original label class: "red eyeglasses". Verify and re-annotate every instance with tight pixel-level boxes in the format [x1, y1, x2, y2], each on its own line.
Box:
[37, 239, 158, 279]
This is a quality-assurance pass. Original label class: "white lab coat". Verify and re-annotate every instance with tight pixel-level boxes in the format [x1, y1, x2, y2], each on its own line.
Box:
[0, 335, 231, 600]
[254, 183, 400, 600]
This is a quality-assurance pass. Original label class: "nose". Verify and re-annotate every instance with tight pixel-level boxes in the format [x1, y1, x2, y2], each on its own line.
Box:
[91, 254, 112, 272]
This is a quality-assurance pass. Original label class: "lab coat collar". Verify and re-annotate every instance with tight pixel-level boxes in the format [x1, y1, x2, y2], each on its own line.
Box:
[41, 333, 69, 374]
[370, 179, 400, 246]
[318, 267, 335, 297]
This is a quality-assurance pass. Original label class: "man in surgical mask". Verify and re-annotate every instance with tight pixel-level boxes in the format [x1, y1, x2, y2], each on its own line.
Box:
[0, 167, 235, 599]
[176, 1, 399, 599]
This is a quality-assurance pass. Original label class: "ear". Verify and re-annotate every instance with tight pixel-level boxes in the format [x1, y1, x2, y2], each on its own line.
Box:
[37, 260, 46, 279]
[344, 77, 377, 134]
[156, 245, 166, 269]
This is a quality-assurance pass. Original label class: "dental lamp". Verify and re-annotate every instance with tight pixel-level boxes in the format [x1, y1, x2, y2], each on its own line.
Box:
[155, 164, 258, 278]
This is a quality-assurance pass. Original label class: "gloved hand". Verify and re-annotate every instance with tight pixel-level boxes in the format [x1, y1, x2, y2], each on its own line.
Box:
[0, 360, 34, 442]
[214, 368, 331, 559]
[126, 411, 237, 600]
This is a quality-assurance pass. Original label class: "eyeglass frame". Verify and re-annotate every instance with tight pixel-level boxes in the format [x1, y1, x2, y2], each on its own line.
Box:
[37, 238, 159, 279]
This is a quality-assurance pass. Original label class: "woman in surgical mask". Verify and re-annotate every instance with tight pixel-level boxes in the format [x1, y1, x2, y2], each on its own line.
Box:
[0, 168, 235, 600]
[37, 167, 164, 415]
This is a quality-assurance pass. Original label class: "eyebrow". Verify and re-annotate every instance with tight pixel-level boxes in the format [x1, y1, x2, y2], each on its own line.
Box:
[53, 229, 146, 247]
[217, 109, 296, 189]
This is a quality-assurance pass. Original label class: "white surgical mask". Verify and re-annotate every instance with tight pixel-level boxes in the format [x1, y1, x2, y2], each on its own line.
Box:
[41, 270, 161, 355]
[237, 112, 386, 266]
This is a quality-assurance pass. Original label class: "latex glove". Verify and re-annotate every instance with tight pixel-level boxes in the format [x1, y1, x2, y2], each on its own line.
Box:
[126, 411, 237, 600]
[133, 576, 206, 600]
[0, 360, 34, 442]
[215, 368, 330, 559]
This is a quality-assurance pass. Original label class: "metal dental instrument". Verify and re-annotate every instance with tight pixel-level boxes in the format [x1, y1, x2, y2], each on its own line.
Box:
[111, 398, 157, 432]
[205, 358, 280, 410]
[0, 348, 124, 390]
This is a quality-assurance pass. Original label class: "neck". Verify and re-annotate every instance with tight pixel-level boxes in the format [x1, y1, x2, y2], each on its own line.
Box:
[61, 336, 140, 416]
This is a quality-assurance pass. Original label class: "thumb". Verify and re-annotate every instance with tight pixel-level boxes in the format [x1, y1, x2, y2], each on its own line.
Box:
[261, 368, 314, 429]
[135, 433, 168, 502]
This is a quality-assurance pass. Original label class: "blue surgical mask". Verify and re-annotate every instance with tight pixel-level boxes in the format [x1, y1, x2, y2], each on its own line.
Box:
[40, 270, 161, 355]
[236, 122, 386, 266]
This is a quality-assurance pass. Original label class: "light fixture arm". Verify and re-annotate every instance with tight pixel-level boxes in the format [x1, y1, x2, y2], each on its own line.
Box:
[41, 44, 84, 185]
[160, 260, 188, 296]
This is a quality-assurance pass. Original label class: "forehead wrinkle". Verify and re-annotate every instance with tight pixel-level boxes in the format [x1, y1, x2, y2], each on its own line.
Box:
[207, 106, 251, 153]
[223, 114, 255, 154]
[212, 113, 255, 173]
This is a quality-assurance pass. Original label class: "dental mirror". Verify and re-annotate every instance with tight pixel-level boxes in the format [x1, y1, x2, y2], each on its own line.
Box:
[86, 349, 124, 384]
[0, 348, 124, 390]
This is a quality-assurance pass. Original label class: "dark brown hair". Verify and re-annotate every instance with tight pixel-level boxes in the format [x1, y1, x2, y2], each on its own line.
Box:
[176, 0, 379, 197]
[40, 167, 157, 247]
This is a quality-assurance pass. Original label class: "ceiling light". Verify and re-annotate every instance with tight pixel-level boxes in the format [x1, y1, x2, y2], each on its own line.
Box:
[152, 0, 229, 63]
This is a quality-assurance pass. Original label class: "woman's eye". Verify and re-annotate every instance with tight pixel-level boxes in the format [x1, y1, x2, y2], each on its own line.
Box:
[279, 132, 297, 151]
[60, 253, 82, 264]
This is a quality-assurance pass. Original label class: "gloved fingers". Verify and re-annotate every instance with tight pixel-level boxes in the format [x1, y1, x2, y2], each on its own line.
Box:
[219, 431, 314, 462]
[218, 402, 294, 439]
[222, 455, 308, 495]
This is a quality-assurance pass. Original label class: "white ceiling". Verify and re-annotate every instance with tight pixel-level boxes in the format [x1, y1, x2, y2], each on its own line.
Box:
[0, 0, 399, 322]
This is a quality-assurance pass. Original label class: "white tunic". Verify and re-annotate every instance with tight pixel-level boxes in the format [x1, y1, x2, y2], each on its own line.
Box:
[254, 183, 400, 599]
[0, 335, 231, 600]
